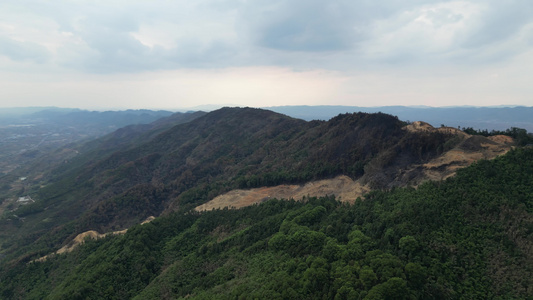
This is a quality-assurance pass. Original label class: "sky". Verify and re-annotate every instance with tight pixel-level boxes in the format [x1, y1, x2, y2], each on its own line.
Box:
[1, 0, 532, 110]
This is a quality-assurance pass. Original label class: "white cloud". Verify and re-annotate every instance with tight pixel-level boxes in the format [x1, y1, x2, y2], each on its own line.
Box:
[3, 0, 533, 71]
[360, 2, 480, 63]
[0, 0, 532, 108]
[0, 37, 51, 63]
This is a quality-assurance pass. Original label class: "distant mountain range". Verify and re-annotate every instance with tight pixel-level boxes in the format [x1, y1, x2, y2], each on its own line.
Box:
[265, 105, 533, 132]
[0, 107, 173, 126]
[0, 107, 175, 175]
[5, 105, 531, 132]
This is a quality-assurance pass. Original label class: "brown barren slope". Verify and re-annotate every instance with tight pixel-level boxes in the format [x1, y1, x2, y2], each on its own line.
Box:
[195, 175, 370, 211]
[196, 122, 514, 211]
[33, 216, 154, 262]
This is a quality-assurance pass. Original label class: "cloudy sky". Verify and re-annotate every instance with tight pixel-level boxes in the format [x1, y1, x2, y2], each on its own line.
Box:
[1, 0, 532, 110]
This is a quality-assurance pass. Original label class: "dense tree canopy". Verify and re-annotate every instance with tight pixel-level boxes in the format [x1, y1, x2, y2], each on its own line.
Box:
[1, 147, 532, 299]
[1, 109, 459, 262]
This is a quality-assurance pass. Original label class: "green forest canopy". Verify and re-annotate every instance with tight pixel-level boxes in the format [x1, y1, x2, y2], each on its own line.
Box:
[1, 147, 532, 299]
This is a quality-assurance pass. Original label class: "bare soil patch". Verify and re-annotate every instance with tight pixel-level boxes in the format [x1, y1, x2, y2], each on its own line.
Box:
[198, 123, 513, 212]
[195, 175, 370, 211]
[33, 216, 154, 262]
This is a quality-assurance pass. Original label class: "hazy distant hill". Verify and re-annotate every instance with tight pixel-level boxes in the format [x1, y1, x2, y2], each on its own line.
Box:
[266, 105, 533, 132]
[0, 108, 174, 175]
[0, 111, 207, 192]
[0, 107, 78, 120]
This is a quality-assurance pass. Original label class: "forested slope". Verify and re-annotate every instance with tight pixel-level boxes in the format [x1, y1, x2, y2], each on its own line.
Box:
[1, 108, 458, 263]
[1, 147, 532, 299]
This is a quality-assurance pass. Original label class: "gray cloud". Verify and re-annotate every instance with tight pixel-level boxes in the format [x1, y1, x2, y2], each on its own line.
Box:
[0, 1, 532, 110]
[43, 1, 243, 72]
[238, 0, 420, 52]
[242, 1, 358, 52]
[74, 20, 152, 73]
[0, 37, 51, 63]
[2, 0, 533, 73]
[462, 0, 533, 48]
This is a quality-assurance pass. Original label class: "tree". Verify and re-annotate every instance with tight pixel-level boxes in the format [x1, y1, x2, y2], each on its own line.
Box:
[399, 235, 418, 256]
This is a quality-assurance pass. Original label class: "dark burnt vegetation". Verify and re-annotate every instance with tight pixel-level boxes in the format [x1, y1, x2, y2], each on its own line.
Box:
[0, 108, 500, 265]
[1, 148, 532, 299]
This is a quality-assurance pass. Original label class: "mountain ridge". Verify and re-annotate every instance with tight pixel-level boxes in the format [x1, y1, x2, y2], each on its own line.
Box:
[0, 107, 532, 299]
[266, 105, 533, 132]
[196, 121, 513, 211]
[0, 107, 522, 266]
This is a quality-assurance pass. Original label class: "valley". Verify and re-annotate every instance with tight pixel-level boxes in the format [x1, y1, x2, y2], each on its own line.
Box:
[0, 108, 173, 175]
